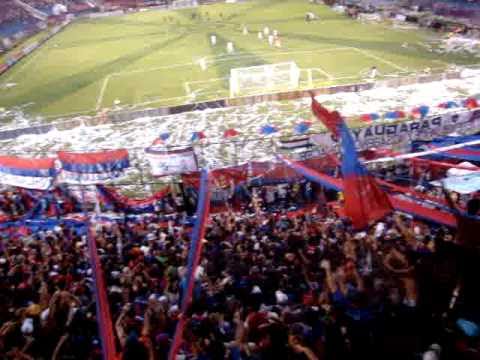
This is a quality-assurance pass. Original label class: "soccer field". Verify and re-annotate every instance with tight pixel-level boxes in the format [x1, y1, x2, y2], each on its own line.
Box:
[0, 0, 477, 118]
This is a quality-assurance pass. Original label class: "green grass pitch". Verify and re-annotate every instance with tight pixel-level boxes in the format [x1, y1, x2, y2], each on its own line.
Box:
[0, 0, 477, 118]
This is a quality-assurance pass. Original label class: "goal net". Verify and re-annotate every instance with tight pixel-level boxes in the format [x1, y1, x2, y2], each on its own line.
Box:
[229, 62, 301, 97]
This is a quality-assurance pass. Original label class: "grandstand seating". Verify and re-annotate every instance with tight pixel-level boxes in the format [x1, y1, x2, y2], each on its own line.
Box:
[103, 0, 169, 8]
[0, 1, 99, 39]
[412, 0, 480, 20]
[0, 1, 38, 38]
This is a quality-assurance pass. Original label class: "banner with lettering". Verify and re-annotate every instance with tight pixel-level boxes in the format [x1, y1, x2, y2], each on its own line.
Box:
[311, 109, 480, 151]
[146, 146, 198, 176]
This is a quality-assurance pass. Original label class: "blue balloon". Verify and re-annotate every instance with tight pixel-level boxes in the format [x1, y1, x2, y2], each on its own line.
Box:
[159, 132, 170, 141]
[260, 124, 278, 135]
[294, 122, 311, 134]
[385, 111, 397, 119]
[419, 105, 430, 118]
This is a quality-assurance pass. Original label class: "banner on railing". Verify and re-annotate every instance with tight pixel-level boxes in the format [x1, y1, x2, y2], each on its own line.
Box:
[57, 150, 130, 184]
[0, 156, 55, 190]
[411, 135, 480, 163]
[182, 164, 248, 212]
[146, 146, 198, 176]
[277, 136, 312, 150]
[250, 155, 338, 186]
[97, 185, 170, 213]
[432, 173, 480, 194]
[311, 109, 480, 151]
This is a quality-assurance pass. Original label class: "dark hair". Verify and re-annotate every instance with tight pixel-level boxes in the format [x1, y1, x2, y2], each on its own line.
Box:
[467, 198, 480, 216]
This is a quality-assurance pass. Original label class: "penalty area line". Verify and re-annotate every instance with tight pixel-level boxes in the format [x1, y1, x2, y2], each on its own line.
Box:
[309, 67, 334, 81]
[351, 47, 408, 72]
[96, 75, 111, 111]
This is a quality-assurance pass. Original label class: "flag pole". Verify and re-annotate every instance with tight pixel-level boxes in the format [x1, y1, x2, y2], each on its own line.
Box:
[168, 170, 211, 360]
[81, 186, 117, 360]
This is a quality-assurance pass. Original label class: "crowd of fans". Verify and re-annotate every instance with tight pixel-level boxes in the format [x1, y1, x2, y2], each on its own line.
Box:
[0, 1, 36, 27]
[0, 0, 94, 29]
[0, 167, 478, 360]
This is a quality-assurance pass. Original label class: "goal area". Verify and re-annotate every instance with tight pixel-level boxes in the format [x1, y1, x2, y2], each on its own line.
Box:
[229, 62, 301, 97]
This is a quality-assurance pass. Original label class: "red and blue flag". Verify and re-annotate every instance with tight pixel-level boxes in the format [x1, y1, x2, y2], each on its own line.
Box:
[0, 156, 55, 190]
[311, 95, 342, 138]
[310, 98, 392, 228]
[58, 149, 130, 184]
[340, 123, 392, 229]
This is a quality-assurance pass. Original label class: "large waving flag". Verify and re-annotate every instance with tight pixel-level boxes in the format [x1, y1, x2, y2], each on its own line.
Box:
[340, 122, 392, 229]
[310, 96, 392, 228]
[58, 149, 129, 184]
[0, 156, 55, 190]
[311, 94, 342, 138]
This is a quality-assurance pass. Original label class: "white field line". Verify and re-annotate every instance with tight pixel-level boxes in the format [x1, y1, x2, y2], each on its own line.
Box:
[106, 48, 353, 102]
[111, 47, 352, 78]
[184, 82, 191, 96]
[102, 70, 410, 113]
[184, 77, 227, 95]
[203, 47, 352, 63]
[351, 47, 408, 72]
[41, 109, 94, 120]
[310, 67, 334, 80]
[88, 45, 451, 118]
[102, 47, 361, 104]
[131, 94, 190, 108]
[96, 74, 112, 111]
[185, 77, 227, 85]
[109, 61, 196, 77]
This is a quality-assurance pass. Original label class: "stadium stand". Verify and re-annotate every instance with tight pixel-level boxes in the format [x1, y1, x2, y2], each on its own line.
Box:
[102, 0, 170, 9]
[0, 153, 478, 359]
[1, 1, 480, 359]
[0, 1, 38, 38]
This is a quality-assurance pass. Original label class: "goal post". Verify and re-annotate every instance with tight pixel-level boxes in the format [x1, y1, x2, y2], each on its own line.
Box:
[229, 62, 301, 97]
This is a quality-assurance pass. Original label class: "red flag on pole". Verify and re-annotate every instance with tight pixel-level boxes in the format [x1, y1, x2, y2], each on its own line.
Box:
[310, 93, 342, 139]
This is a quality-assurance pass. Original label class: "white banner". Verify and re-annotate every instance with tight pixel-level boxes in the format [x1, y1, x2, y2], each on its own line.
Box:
[311, 109, 480, 151]
[0, 173, 52, 190]
[146, 146, 198, 176]
[57, 170, 125, 185]
[433, 173, 480, 194]
[278, 137, 311, 150]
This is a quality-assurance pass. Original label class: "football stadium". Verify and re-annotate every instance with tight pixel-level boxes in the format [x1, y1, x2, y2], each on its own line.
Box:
[1, 0, 480, 359]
